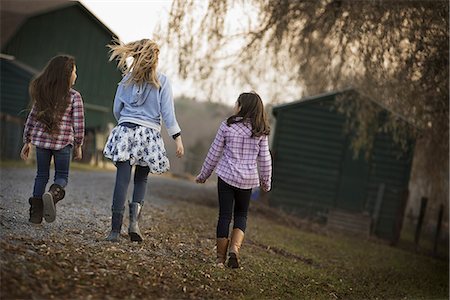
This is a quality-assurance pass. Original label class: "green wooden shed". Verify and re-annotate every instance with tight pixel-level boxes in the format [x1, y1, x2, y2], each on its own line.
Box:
[1, 1, 122, 161]
[270, 90, 414, 242]
[0, 55, 37, 159]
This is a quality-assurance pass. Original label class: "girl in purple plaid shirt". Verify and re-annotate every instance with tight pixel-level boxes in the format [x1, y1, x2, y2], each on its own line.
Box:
[21, 55, 85, 224]
[196, 92, 272, 268]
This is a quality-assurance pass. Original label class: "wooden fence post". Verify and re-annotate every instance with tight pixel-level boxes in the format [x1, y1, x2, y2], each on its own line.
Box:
[371, 183, 385, 235]
[414, 197, 428, 249]
[433, 204, 444, 256]
[391, 189, 409, 246]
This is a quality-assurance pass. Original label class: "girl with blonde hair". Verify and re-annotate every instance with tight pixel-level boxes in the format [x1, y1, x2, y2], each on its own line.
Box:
[103, 39, 184, 242]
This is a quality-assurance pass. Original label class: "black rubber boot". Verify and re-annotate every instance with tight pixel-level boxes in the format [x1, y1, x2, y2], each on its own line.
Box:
[128, 203, 143, 242]
[106, 213, 123, 242]
[42, 184, 65, 223]
[28, 197, 43, 224]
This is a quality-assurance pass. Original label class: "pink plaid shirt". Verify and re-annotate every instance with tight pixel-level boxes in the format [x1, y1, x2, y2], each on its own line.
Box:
[23, 89, 85, 150]
[197, 120, 272, 191]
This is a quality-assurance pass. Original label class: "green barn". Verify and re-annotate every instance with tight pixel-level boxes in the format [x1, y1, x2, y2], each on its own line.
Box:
[270, 90, 414, 242]
[0, 55, 37, 159]
[0, 1, 122, 160]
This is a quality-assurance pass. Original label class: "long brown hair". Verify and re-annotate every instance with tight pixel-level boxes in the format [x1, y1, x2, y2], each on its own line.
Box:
[227, 92, 270, 137]
[29, 55, 75, 135]
[108, 38, 160, 88]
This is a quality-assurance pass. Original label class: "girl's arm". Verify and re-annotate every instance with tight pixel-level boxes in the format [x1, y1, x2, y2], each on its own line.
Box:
[160, 77, 181, 137]
[113, 85, 124, 122]
[258, 135, 272, 192]
[21, 106, 36, 160]
[159, 77, 184, 157]
[196, 122, 226, 183]
[22, 105, 37, 144]
[72, 91, 85, 148]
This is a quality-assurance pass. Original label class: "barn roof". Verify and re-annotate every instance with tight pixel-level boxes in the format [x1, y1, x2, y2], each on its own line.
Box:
[0, 1, 118, 47]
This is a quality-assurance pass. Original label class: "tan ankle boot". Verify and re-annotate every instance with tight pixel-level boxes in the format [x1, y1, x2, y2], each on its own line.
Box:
[227, 228, 244, 269]
[216, 238, 229, 265]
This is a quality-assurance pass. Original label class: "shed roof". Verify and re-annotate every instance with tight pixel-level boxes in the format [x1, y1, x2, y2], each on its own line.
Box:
[272, 88, 414, 126]
[0, 1, 118, 47]
[272, 89, 353, 115]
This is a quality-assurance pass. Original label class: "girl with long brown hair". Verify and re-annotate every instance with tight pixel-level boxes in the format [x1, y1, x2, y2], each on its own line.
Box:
[21, 55, 85, 224]
[196, 92, 272, 268]
[103, 38, 184, 242]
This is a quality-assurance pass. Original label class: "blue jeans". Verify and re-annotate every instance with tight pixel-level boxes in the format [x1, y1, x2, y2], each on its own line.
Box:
[33, 145, 72, 198]
[111, 161, 150, 215]
[216, 177, 252, 238]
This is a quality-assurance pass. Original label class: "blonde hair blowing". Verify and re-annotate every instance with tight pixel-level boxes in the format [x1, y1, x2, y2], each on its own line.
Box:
[108, 38, 160, 88]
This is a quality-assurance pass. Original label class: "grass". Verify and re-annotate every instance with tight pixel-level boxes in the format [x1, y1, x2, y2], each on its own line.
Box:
[177, 202, 449, 299]
[1, 162, 448, 299]
[398, 222, 449, 259]
[1, 198, 448, 299]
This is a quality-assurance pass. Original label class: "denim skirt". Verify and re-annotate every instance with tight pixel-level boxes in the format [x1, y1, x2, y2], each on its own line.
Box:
[103, 124, 170, 174]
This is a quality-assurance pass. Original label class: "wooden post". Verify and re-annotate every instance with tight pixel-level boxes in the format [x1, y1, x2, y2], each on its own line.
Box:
[414, 197, 428, 248]
[391, 189, 409, 246]
[371, 183, 385, 235]
[433, 204, 444, 256]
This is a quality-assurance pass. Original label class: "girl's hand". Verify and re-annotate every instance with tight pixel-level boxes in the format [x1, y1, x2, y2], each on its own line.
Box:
[175, 136, 184, 158]
[260, 182, 271, 192]
[20, 143, 31, 160]
[195, 175, 206, 184]
[74, 146, 82, 160]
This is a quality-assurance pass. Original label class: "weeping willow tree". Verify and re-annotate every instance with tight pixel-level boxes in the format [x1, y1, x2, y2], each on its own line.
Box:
[164, 0, 449, 205]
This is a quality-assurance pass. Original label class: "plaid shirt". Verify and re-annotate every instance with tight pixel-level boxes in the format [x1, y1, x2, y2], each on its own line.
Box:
[197, 120, 272, 191]
[23, 89, 85, 150]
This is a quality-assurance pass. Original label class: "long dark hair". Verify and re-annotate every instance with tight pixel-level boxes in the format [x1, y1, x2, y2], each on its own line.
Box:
[227, 92, 270, 137]
[29, 55, 75, 135]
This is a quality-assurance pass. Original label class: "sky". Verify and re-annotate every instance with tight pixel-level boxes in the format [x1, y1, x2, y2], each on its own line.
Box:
[79, 0, 171, 44]
[79, 0, 202, 101]
[79, 0, 301, 105]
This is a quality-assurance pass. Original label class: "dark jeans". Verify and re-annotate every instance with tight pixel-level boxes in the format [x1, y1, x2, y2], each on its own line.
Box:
[33, 145, 72, 198]
[111, 161, 150, 215]
[216, 177, 252, 238]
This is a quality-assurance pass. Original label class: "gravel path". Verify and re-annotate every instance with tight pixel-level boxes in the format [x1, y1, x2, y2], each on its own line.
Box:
[0, 167, 231, 299]
[0, 167, 217, 244]
[0, 166, 319, 300]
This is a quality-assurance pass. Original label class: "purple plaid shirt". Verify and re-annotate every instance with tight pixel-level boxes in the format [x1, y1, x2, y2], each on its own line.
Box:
[197, 120, 272, 191]
[23, 89, 85, 150]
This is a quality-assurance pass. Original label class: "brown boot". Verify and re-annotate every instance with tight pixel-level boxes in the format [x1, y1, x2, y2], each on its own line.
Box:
[28, 197, 43, 224]
[216, 238, 229, 265]
[42, 184, 65, 223]
[227, 228, 244, 269]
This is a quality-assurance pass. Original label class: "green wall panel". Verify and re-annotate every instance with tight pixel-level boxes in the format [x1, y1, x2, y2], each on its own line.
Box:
[2, 4, 121, 128]
[270, 91, 414, 240]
